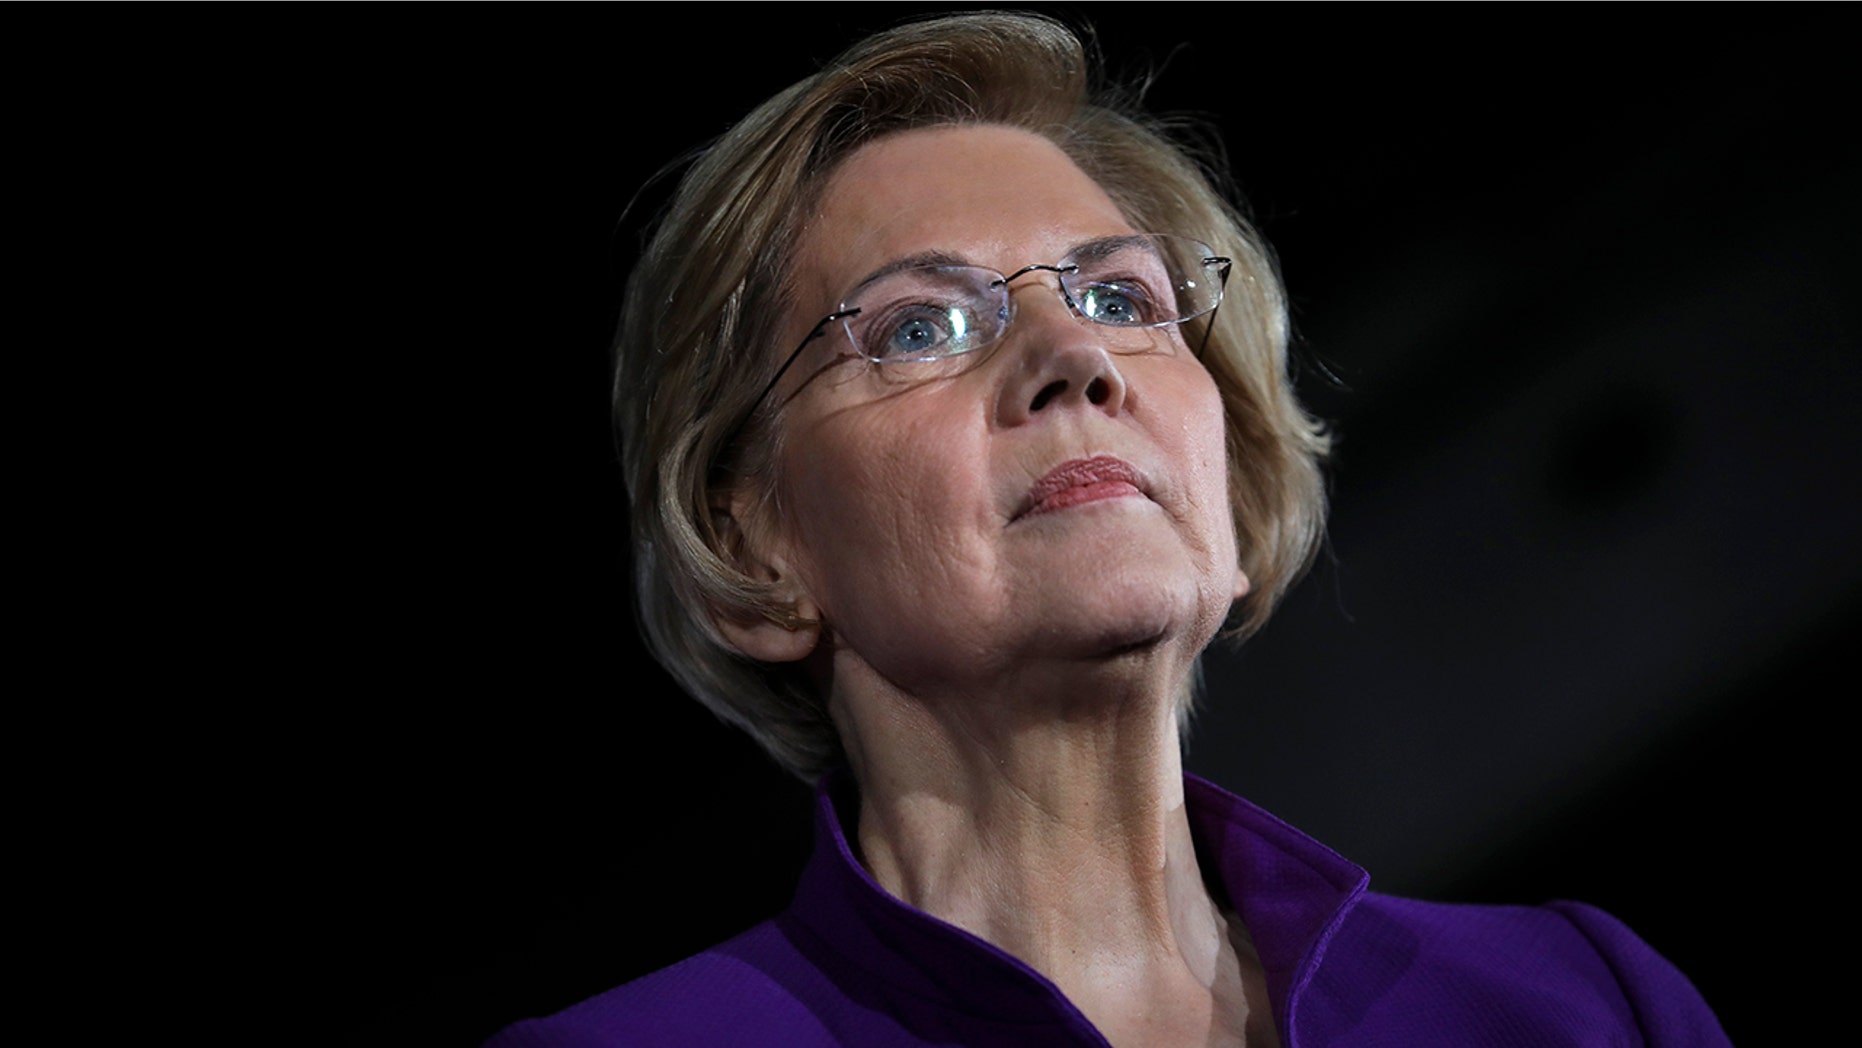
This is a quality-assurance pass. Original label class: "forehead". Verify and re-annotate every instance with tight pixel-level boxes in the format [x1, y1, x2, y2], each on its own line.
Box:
[793, 125, 1136, 308]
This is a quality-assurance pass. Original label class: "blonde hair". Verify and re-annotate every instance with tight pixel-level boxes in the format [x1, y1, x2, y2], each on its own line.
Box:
[614, 12, 1328, 779]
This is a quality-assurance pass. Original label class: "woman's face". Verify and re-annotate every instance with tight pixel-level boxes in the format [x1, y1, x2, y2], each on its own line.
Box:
[750, 125, 1244, 696]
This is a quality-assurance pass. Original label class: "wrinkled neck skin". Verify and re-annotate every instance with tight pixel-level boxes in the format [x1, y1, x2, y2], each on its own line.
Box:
[830, 644, 1277, 1048]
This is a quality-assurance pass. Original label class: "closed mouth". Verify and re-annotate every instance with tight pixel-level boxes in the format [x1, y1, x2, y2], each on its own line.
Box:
[1014, 455, 1146, 521]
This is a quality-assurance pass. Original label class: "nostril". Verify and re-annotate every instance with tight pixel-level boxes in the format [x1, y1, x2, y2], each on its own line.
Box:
[1085, 376, 1109, 406]
[1030, 380, 1065, 412]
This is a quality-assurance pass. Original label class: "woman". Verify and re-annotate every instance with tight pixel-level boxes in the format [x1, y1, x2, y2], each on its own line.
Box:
[491, 13, 1727, 1047]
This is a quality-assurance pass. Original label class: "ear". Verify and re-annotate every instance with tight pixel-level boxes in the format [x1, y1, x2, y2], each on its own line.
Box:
[709, 488, 822, 664]
[1232, 564, 1252, 603]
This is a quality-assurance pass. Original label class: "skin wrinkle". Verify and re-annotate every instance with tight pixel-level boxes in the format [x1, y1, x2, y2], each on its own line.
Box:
[734, 126, 1259, 1047]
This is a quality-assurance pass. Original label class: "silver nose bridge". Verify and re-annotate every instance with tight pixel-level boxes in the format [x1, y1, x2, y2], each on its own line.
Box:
[991, 262, 1084, 319]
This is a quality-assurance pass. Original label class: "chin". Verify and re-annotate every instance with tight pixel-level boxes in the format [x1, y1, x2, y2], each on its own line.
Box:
[1036, 513, 1229, 630]
[1022, 559, 1222, 665]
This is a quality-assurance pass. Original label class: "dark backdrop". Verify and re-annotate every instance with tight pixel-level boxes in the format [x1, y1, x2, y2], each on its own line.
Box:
[286, 8, 1857, 1044]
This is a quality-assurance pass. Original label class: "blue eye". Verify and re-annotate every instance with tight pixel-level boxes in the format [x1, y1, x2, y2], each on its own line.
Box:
[888, 315, 947, 355]
[842, 263, 1012, 362]
[1076, 283, 1151, 326]
[859, 303, 974, 359]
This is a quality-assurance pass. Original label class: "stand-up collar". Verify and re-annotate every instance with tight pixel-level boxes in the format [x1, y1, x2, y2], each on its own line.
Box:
[786, 770, 1367, 1044]
[1182, 774, 1370, 1044]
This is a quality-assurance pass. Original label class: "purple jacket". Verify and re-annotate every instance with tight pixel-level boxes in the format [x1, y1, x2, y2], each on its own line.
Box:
[489, 773, 1728, 1046]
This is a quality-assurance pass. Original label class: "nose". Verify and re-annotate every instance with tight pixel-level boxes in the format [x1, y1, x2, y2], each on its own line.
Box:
[992, 285, 1129, 428]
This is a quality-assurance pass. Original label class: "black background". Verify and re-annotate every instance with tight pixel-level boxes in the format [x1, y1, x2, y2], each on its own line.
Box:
[232, 7, 1860, 1044]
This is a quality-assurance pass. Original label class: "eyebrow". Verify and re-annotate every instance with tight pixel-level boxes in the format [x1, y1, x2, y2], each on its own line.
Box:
[1060, 234, 1156, 266]
[849, 235, 1159, 287]
[845, 250, 973, 293]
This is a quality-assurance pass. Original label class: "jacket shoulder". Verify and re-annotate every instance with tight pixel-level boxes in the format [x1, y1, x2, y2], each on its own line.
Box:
[1540, 900, 1732, 1046]
[1297, 894, 1729, 1046]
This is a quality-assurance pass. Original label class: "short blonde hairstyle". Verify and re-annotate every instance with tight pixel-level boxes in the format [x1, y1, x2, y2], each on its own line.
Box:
[615, 12, 1328, 780]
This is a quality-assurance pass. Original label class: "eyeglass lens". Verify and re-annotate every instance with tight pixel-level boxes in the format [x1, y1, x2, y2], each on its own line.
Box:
[837, 235, 1223, 363]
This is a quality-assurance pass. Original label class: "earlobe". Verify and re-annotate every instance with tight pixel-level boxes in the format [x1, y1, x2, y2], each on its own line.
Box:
[1232, 566, 1252, 602]
[715, 597, 822, 664]
[709, 490, 822, 664]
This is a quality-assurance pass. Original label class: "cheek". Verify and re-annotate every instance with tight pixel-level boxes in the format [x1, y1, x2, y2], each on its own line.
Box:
[1167, 371, 1246, 615]
[1177, 369, 1240, 558]
[775, 406, 986, 605]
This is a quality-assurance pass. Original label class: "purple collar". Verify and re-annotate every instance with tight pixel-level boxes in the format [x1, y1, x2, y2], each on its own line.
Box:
[785, 769, 1370, 1038]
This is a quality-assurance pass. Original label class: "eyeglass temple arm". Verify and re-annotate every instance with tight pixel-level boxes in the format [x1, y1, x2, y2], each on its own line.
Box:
[1197, 257, 1232, 358]
[743, 307, 864, 422]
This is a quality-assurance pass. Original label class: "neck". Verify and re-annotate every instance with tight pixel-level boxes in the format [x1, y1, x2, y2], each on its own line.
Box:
[830, 653, 1271, 1047]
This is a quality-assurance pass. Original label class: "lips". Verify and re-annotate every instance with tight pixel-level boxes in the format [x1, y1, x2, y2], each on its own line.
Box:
[1015, 455, 1146, 521]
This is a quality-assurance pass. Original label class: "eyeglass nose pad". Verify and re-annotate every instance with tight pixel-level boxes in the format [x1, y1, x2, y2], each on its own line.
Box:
[994, 263, 1086, 322]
